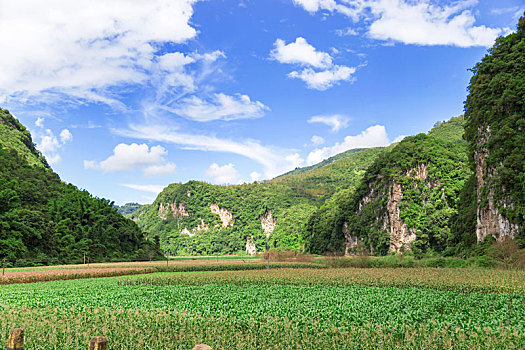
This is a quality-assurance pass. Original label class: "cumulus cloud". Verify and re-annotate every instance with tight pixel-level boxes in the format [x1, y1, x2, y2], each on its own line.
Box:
[116, 124, 304, 178]
[292, 0, 365, 20]
[85, 143, 175, 176]
[293, 0, 504, 48]
[59, 129, 73, 143]
[37, 128, 73, 164]
[311, 135, 325, 145]
[173, 93, 269, 122]
[270, 37, 332, 68]
[0, 0, 199, 105]
[35, 117, 44, 127]
[206, 163, 240, 184]
[120, 184, 166, 194]
[250, 171, 262, 182]
[289, 65, 355, 90]
[271, 37, 356, 90]
[306, 125, 390, 165]
[308, 114, 350, 132]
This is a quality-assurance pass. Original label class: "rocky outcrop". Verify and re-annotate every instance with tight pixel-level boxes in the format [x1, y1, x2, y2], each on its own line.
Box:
[180, 228, 194, 237]
[343, 222, 358, 256]
[474, 125, 519, 241]
[210, 204, 233, 227]
[195, 218, 209, 233]
[245, 236, 257, 256]
[406, 163, 428, 181]
[158, 201, 189, 220]
[387, 181, 416, 253]
[260, 210, 276, 238]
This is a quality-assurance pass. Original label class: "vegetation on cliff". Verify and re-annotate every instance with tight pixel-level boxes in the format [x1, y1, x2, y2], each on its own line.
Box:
[305, 121, 471, 256]
[0, 109, 159, 265]
[464, 14, 525, 244]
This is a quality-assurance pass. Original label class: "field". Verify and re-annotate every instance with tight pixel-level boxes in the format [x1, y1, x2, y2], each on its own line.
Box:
[0, 263, 524, 349]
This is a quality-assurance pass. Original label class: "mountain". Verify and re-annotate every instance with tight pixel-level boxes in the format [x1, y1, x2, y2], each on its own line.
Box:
[304, 119, 471, 256]
[116, 202, 142, 216]
[303, 15, 525, 257]
[464, 16, 524, 245]
[0, 109, 160, 265]
[130, 145, 392, 255]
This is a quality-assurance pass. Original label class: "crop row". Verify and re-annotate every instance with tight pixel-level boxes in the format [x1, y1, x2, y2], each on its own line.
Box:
[0, 306, 522, 349]
[121, 267, 525, 294]
[0, 276, 523, 334]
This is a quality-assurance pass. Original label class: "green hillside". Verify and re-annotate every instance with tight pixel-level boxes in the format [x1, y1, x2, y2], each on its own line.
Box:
[131, 145, 391, 255]
[0, 109, 160, 265]
[133, 116, 468, 256]
[305, 131, 470, 256]
[277, 148, 367, 177]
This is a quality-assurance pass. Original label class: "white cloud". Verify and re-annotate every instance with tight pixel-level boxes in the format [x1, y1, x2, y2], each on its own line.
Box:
[270, 37, 332, 68]
[308, 114, 350, 132]
[392, 134, 407, 143]
[59, 129, 73, 143]
[85, 143, 175, 176]
[292, 0, 365, 21]
[37, 128, 73, 164]
[35, 117, 44, 127]
[293, 0, 504, 48]
[250, 171, 262, 182]
[311, 135, 325, 145]
[173, 93, 269, 122]
[121, 184, 166, 194]
[289, 65, 356, 90]
[306, 125, 390, 165]
[38, 130, 60, 153]
[0, 0, 198, 104]
[205, 163, 240, 184]
[143, 163, 177, 177]
[116, 124, 304, 178]
[46, 154, 61, 165]
[367, 0, 503, 47]
[271, 37, 357, 90]
[335, 27, 359, 36]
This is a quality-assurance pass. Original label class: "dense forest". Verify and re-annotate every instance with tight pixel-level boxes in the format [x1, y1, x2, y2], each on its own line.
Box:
[131, 145, 389, 255]
[464, 15, 524, 245]
[0, 109, 160, 265]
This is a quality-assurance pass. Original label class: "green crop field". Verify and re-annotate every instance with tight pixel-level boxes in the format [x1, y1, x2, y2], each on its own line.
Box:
[0, 267, 524, 349]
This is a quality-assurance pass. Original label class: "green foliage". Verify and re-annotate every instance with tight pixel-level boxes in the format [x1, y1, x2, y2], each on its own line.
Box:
[306, 119, 471, 256]
[0, 110, 160, 264]
[464, 14, 525, 238]
[115, 202, 142, 216]
[134, 147, 389, 255]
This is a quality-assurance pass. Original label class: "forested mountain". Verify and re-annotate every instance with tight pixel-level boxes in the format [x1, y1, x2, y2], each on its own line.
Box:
[0, 109, 160, 265]
[131, 145, 391, 255]
[131, 117, 468, 256]
[305, 120, 470, 256]
[464, 16, 524, 246]
[116, 203, 142, 216]
[304, 16, 524, 257]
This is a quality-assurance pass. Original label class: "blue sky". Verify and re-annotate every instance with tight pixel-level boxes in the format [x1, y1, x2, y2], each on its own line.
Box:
[1, 0, 523, 204]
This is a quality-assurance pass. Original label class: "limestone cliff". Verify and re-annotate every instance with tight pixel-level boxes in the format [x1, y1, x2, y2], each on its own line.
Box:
[210, 204, 233, 227]
[473, 126, 519, 242]
[339, 132, 470, 256]
[260, 210, 276, 238]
